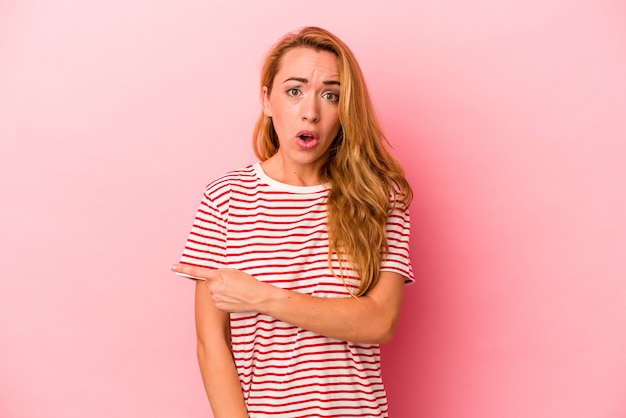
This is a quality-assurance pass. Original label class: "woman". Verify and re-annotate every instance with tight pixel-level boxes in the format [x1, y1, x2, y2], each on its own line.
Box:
[172, 26, 413, 418]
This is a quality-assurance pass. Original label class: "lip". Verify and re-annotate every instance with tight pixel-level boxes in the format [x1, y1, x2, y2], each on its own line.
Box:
[295, 130, 319, 150]
[295, 130, 319, 141]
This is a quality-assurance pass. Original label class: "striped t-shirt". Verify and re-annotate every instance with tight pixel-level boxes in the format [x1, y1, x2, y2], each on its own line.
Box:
[180, 163, 413, 417]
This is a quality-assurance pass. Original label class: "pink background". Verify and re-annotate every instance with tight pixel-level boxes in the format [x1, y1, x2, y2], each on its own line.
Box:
[1, 1, 625, 417]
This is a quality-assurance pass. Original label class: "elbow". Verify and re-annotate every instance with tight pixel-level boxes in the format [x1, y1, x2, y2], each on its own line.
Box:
[196, 337, 231, 363]
[375, 325, 397, 345]
[196, 340, 208, 365]
[369, 315, 400, 345]
[377, 332, 394, 345]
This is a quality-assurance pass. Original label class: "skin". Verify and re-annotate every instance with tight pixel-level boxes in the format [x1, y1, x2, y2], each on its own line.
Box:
[174, 265, 405, 344]
[180, 46, 405, 417]
[260, 47, 342, 186]
[194, 281, 248, 417]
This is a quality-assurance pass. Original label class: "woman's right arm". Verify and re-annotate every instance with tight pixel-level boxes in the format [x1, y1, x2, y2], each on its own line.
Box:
[195, 280, 248, 418]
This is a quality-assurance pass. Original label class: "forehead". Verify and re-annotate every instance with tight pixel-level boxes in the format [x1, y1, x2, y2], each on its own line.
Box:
[277, 47, 339, 78]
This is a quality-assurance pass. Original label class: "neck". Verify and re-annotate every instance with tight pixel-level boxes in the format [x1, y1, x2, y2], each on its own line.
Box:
[261, 154, 327, 186]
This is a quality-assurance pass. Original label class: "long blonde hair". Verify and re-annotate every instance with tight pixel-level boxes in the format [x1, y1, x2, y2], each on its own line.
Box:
[253, 27, 412, 296]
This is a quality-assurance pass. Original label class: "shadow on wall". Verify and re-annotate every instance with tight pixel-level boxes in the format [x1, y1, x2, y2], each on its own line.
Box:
[379, 2, 626, 413]
[379, 102, 453, 415]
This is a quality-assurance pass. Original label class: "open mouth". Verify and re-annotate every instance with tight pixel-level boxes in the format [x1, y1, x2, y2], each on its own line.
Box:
[296, 131, 319, 149]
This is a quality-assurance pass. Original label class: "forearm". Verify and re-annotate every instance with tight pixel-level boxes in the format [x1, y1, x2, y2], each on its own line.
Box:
[197, 341, 248, 418]
[194, 280, 247, 417]
[172, 264, 407, 345]
[259, 272, 405, 344]
[264, 292, 387, 343]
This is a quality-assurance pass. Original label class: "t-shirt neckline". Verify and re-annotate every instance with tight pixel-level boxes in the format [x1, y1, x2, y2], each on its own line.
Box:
[253, 162, 330, 194]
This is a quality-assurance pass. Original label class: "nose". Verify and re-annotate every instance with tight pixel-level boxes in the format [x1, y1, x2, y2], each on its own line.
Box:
[301, 94, 320, 123]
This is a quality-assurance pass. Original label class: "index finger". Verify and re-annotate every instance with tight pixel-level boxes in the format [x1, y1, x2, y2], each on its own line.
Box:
[171, 263, 219, 281]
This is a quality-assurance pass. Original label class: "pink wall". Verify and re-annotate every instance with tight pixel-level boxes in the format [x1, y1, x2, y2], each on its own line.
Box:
[1, 1, 625, 417]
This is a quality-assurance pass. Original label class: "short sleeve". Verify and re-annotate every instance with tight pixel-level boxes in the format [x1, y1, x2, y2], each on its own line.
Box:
[179, 189, 227, 270]
[381, 204, 414, 284]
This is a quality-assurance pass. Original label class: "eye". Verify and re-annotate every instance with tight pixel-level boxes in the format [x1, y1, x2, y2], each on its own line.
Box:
[322, 92, 339, 102]
[287, 88, 301, 97]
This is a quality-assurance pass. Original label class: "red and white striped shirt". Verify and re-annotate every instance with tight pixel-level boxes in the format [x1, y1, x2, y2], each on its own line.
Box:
[180, 163, 413, 417]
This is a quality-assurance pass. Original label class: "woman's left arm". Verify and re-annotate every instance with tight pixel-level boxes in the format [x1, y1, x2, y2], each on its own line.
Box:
[171, 264, 405, 344]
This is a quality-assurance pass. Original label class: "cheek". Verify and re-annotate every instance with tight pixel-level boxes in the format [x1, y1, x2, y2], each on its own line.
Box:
[322, 104, 339, 121]
[271, 99, 298, 121]
[327, 109, 341, 132]
[268, 103, 293, 139]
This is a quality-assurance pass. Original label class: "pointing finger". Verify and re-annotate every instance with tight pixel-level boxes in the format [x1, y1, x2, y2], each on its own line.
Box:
[171, 263, 219, 281]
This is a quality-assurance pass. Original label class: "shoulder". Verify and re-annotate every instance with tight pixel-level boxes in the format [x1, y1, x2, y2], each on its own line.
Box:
[388, 178, 412, 212]
[203, 164, 259, 200]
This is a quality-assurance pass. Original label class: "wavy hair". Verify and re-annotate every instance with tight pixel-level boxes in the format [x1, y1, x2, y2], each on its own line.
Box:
[253, 27, 412, 296]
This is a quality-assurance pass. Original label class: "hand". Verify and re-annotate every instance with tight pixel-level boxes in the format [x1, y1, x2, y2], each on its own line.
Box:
[171, 264, 271, 313]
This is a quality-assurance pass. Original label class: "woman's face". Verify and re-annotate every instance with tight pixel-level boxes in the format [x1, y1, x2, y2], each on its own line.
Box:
[262, 47, 341, 177]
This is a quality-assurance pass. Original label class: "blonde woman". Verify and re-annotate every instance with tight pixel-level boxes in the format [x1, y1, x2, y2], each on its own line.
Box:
[172, 26, 413, 418]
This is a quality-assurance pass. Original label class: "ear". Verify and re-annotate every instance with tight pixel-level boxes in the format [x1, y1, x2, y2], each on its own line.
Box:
[262, 86, 272, 117]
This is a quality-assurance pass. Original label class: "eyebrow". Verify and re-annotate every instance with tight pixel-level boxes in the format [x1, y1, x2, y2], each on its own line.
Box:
[283, 77, 340, 86]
